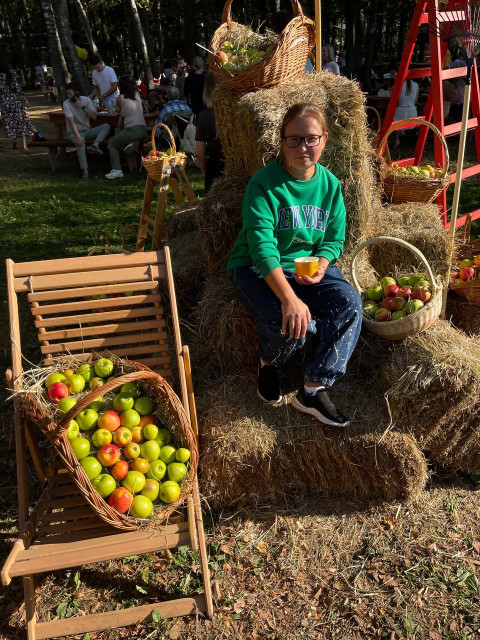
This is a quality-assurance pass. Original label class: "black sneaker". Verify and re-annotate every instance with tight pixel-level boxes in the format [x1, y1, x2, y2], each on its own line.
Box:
[291, 388, 350, 427]
[257, 362, 283, 404]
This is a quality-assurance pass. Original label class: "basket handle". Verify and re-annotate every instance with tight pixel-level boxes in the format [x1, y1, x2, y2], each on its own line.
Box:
[55, 369, 160, 443]
[349, 236, 438, 297]
[150, 123, 176, 155]
[377, 118, 450, 175]
[221, 0, 303, 26]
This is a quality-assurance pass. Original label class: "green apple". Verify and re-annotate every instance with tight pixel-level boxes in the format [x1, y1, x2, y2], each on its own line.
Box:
[167, 462, 187, 482]
[140, 440, 160, 462]
[94, 358, 114, 378]
[459, 259, 473, 268]
[391, 310, 407, 321]
[408, 274, 425, 287]
[380, 277, 396, 290]
[77, 364, 95, 382]
[45, 372, 66, 390]
[405, 299, 424, 314]
[120, 409, 140, 429]
[89, 377, 104, 390]
[397, 276, 410, 287]
[141, 478, 160, 501]
[130, 495, 153, 518]
[80, 456, 102, 480]
[92, 473, 116, 498]
[155, 428, 171, 447]
[414, 279, 430, 289]
[146, 459, 166, 481]
[113, 392, 134, 412]
[71, 437, 91, 460]
[66, 374, 86, 394]
[92, 428, 113, 448]
[159, 480, 181, 503]
[57, 397, 77, 416]
[159, 445, 176, 465]
[143, 424, 158, 440]
[65, 420, 79, 441]
[87, 397, 103, 412]
[121, 382, 141, 398]
[76, 409, 98, 431]
[366, 285, 383, 302]
[363, 301, 378, 317]
[176, 448, 191, 463]
[123, 470, 146, 494]
[134, 397, 154, 416]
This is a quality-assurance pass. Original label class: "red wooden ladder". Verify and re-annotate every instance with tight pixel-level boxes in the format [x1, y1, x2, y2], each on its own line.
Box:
[376, 0, 480, 229]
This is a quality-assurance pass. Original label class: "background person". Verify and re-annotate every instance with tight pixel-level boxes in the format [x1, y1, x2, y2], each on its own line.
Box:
[195, 72, 224, 191]
[89, 56, 119, 108]
[184, 56, 206, 117]
[105, 77, 147, 180]
[322, 45, 340, 75]
[0, 62, 36, 150]
[63, 82, 110, 179]
[155, 85, 191, 125]
[227, 103, 362, 427]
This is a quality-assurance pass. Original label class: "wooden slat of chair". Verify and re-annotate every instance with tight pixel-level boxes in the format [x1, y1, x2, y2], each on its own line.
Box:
[35, 305, 163, 327]
[40, 331, 168, 354]
[28, 281, 159, 303]
[40, 318, 166, 341]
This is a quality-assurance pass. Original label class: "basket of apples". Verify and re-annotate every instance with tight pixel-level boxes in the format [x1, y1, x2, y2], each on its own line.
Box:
[20, 357, 197, 531]
[449, 241, 480, 306]
[350, 236, 442, 339]
[142, 123, 187, 182]
[378, 119, 450, 204]
[208, 0, 315, 95]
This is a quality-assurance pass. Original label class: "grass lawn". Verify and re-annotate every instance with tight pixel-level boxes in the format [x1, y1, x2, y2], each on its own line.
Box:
[1, 92, 480, 640]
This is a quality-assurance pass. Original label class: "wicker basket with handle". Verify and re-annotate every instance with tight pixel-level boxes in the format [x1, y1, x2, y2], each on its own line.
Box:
[20, 360, 198, 531]
[449, 215, 480, 305]
[350, 236, 442, 340]
[209, 0, 315, 95]
[378, 118, 450, 204]
[141, 123, 187, 182]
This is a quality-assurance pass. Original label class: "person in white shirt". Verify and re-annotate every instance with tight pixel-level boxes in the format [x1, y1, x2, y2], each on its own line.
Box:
[322, 45, 340, 75]
[63, 83, 111, 179]
[89, 56, 119, 107]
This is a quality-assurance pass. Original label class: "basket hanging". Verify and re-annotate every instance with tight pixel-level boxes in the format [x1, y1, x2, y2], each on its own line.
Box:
[378, 118, 450, 204]
[141, 123, 187, 182]
[208, 0, 315, 95]
[449, 215, 480, 305]
[20, 361, 198, 531]
[350, 236, 443, 340]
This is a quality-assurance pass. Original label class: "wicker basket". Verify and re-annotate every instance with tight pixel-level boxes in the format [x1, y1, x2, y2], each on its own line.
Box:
[141, 123, 187, 182]
[350, 236, 443, 340]
[20, 361, 198, 531]
[449, 217, 480, 305]
[378, 118, 450, 204]
[208, 0, 315, 95]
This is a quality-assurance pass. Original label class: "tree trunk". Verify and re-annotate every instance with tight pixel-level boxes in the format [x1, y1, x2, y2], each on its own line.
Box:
[52, 0, 90, 95]
[72, 0, 100, 59]
[125, 0, 154, 88]
[40, 0, 68, 103]
[139, 5, 158, 77]
[344, 0, 355, 78]
[152, 0, 164, 71]
[362, 0, 379, 93]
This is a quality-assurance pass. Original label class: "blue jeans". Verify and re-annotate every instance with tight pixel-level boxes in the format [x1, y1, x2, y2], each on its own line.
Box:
[230, 265, 363, 385]
[67, 123, 111, 170]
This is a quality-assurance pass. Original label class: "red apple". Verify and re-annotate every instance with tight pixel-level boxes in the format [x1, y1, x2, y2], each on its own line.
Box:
[48, 382, 69, 403]
[214, 50, 228, 65]
[380, 296, 395, 311]
[98, 410, 121, 433]
[97, 443, 121, 466]
[111, 459, 129, 481]
[108, 487, 133, 514]
[412, 286, 431, 302]
[113, 427, 133, 447]
[374, 308, 391, 322]
[460, 267, 475, 281]
[131, 426, 143, 443]
[131, 457, 149, 474]
[397, 286, 412, 299]
[139, 415, 156, 428]
[383, 283, 399, 298]
[390, 296, 406, 311]
[450, 270, 459, 279]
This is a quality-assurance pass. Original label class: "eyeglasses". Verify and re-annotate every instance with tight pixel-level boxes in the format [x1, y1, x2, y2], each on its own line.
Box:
[283, 135, 324, 148]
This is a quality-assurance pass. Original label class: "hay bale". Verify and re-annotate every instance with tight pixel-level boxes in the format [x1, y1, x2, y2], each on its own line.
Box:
[446, 293, 480, 336]
[198, 370, 427, 508]
[214, 72, 378, 249]
[167, 200, 199, 240]
[168, 230, 206, 317]
[362, 319, 480, 473]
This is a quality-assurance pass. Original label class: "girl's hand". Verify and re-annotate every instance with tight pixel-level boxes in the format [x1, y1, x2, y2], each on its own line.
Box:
[294, 265, 326, 285]
[281, 296, 311, 339]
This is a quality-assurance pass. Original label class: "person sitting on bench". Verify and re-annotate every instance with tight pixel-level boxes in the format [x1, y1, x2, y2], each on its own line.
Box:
[63, 83, 111, 179]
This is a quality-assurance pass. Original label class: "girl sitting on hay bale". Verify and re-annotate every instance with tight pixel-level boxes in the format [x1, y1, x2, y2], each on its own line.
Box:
[227, 103, 362, 428]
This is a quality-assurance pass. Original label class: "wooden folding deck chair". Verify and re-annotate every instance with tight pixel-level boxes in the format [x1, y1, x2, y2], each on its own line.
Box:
[2, 248, 213, 640]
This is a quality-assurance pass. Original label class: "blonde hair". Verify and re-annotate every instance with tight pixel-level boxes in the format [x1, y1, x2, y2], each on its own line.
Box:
[280, 103, 327, 139]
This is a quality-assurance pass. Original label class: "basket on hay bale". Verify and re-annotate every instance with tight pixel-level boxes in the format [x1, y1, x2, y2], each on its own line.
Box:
[350, 236, 442, 340]
[449, 219, 480, 305]
[378, 119, 450, 204]
[20, 359, 198, 531]
[209, 0, 315, 95]
[141, 123, 187, 182]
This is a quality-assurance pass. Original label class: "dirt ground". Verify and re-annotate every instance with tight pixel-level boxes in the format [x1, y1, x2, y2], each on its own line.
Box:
[1, 93, 479, 640]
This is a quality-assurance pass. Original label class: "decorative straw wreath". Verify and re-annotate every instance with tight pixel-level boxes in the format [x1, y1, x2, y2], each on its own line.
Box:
[378, 118, 450, 204]
[449, 217, 480, 305]
[19, 357, 198, 531]
[350, 236, 443, 340]
[141, 123, 187, 182]
[209, 0, 315, 95]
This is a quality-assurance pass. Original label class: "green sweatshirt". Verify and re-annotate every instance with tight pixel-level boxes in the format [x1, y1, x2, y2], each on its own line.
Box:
[227, 160, 346, 278]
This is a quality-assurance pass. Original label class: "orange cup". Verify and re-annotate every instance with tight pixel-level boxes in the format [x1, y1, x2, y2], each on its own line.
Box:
[294, 257, 319, 277]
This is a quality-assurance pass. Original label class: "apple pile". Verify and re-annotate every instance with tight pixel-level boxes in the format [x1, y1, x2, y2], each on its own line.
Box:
[450, 255, 480, 282]
[214, 40, 271, 72]
[44, 358, 190, 519]
[363, 274, 433, 323]
[388, 162, 443, 179]
[145, 147, 174, 162]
